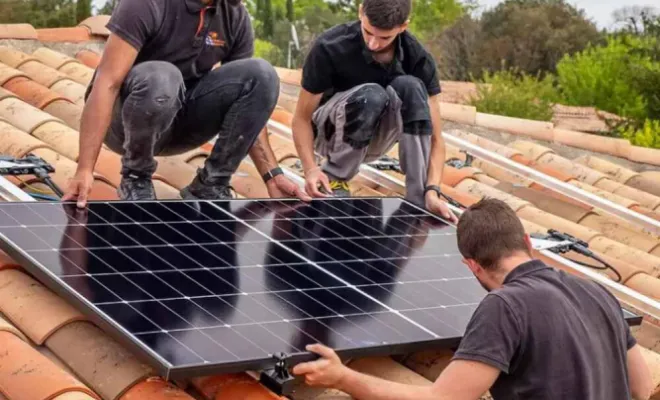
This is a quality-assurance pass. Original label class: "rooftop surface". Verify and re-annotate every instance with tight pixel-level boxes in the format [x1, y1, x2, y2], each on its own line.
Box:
[0, 18, 658, 400]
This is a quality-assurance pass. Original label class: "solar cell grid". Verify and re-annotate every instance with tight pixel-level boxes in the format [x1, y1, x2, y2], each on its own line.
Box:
[0, 197, 641, 379]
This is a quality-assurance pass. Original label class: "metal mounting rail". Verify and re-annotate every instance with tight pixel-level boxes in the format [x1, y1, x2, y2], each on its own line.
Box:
[443, 134, 660, 236]
[0, 176, 35, 202]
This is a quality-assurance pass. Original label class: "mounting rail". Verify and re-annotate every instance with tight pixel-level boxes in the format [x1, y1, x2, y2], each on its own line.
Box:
[443, 134, 660, 237]
[0, 175, 35, 202]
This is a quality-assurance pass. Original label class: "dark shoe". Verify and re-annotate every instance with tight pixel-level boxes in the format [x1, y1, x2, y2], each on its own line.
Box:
[117, 173, 156, 200]
[328, 180, 351, 197]
[180, 170, 234, 200]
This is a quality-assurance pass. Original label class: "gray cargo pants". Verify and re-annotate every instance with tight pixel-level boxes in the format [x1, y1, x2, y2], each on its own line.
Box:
[312, 75, 433, 205]
[89, 58, 279, 185]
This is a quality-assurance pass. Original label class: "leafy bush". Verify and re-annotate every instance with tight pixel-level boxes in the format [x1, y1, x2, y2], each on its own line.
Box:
[468, 68, 560, 121]
[619, 119, 660, 149]
[254, 39, 283, 66]
[556, 36, 656, 121]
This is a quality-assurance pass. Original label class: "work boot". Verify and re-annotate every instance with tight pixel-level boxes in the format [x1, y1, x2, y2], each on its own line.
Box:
[328, 180, 351, 197]
[117, 172, 156, 201]
[180, 169, 234, 200]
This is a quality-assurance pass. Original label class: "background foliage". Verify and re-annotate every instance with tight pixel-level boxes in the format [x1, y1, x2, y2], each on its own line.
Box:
[0, 0, 658, 148]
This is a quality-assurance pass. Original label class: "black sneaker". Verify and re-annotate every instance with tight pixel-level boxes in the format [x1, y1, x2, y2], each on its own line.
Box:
[117, 173, 156, 201]
[180, 169, 234, 200]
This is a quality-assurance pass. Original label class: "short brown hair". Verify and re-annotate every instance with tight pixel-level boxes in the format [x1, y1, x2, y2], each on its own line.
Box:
[457, 198, 530, 270]
[362, 0, 411, 30]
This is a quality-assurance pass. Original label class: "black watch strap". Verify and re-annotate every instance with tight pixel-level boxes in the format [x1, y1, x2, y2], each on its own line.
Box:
[262, 167, 284, 183]
[424, 184, 442, 197]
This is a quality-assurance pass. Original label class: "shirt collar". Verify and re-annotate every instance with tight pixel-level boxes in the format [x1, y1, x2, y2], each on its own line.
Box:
[185, 0, 216, 13]
[503, 259, 550, 285]
[358, 23, 405, 65]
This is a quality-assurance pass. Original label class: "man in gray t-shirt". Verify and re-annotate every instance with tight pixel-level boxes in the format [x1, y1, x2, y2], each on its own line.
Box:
[63, 0, 309, 206]
[292, 198, 654, 400]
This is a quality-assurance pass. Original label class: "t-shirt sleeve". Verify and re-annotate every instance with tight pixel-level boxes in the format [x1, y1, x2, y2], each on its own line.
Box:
[225, 5, 255, 62]
[106, 0, 160, 51]
[452, 295, 522, 374]
[301, 39, 333, 94]
[412, 52, 441, 96]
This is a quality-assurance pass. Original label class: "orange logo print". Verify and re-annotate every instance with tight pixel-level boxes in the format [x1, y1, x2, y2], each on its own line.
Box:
[206, 31, 226, 47]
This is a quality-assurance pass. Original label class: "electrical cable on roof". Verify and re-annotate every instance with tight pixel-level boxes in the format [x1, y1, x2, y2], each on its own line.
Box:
[531, 229, 623, 283]
[0, 154, 64, 198]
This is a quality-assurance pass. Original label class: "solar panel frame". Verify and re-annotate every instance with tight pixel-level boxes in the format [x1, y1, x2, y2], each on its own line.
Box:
[0, 196, 642, 380]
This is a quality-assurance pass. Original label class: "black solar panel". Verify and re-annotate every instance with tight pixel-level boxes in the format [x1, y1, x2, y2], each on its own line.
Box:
[0, 197, 641, 379]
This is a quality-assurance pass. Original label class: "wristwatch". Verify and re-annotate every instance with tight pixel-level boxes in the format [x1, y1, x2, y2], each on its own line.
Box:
[262, 167, 284, 183]
[424, 184, 442, 197]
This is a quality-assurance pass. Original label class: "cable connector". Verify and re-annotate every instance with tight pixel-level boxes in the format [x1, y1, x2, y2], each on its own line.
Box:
[367, 156, 402, 173]
[532, 229, 622, 282]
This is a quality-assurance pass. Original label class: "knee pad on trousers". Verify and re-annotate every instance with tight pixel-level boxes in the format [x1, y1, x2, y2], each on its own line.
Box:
[343, 84, 389, 149]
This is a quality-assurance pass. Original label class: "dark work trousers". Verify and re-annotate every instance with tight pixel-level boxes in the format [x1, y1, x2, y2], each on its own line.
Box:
[312, 75, 434, 205]
[99, 58, 280, 185]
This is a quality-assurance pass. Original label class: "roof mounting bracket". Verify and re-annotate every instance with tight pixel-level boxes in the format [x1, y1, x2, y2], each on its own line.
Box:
[259, 352, 297, 397]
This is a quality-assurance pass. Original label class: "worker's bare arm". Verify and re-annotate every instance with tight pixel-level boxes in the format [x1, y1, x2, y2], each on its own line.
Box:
[423, 94, 457, 222]
[292, 88, 331, 197]
[627, 344, 654, 400]
[293, 344, 497, 400]
[62, 33, 138, 206]
[78, 34, 137, 172]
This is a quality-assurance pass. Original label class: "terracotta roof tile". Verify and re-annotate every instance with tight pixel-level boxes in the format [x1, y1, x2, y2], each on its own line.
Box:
[578, 213, 660, 254]
[0, 87, 16, 102]
[3, 76, 70, 109]
[33, 47, 80, 70]
[53, 393, 98, 400]
[93, 148, 122, 187]
[593, 178, 660, 210]
[190, 373, 283, 400]
[18, 60, 69, 89]
[0, 63, 27, 86]
[0, 24, 38, 40]
[0, 46, 37, 69]
[0, 331, 100, 400]
[0, 96, 61, 133]
[45, 321, 155, 400]
[32, 122, 81, 160]
[153, 180, 182, 199]
[0, 269, 86, 345]
[0, 120, 54, 156]
[454, 178, 532, 212]
[153, 157, 197, 190]
[50, 79, 86, 105]
[0, 250, 20, 271]
[58, 63, 94, 86]
[119, 377, 194, 400]
[587, 235, 660, 278]
[574, 155, 640, 184]
[78, 16, 111, 37]
[36, 27, 96, 43]
[43, 100, 82, 130]
[625, 273, 660, 301]
[625, 175, 660, 199]
[75, 50, 101, 69]
[0, 313, 28, 342]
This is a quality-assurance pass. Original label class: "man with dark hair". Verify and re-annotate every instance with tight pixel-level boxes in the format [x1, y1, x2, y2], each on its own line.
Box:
[62, 0, 309, 207]
[292, 198, 653, 400]
[291, 0, 457, 222]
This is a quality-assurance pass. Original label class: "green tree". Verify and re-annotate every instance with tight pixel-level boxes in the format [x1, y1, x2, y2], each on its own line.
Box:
[286, 0, 294, 21]
[0, 0, 77, 28]
[76, 0, 91, 23]
[475, 0, 602, 77]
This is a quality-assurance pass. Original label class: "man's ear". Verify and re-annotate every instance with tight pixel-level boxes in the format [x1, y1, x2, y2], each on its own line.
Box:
[399, 20, 410, 33]
[358, 3, 363, 18]
[464, 258, 481, 275]
[523, 233, 533, 254]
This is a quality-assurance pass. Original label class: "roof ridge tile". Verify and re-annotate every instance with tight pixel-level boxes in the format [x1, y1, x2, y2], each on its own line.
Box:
[0, 24, 38, 40]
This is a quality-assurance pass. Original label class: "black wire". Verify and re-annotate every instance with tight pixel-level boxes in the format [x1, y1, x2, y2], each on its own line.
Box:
[570, 256, 622, 283]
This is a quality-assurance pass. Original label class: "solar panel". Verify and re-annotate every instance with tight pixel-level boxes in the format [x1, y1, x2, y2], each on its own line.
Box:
[0, 197, 641, 380]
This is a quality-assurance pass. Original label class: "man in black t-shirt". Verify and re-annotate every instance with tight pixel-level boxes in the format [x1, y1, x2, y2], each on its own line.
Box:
[291, 0, 456, 222]
[292, 198, 654, 400]
[62, 0, 309, 206]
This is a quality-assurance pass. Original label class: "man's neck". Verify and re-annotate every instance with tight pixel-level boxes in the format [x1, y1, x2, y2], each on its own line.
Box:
[492, 254, 534, 287]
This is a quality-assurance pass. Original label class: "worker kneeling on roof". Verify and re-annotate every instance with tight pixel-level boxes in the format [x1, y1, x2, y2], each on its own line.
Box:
[294, 198, 654, 400]
[62, 0, 309, 207]
[291, 0, 457, 223]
